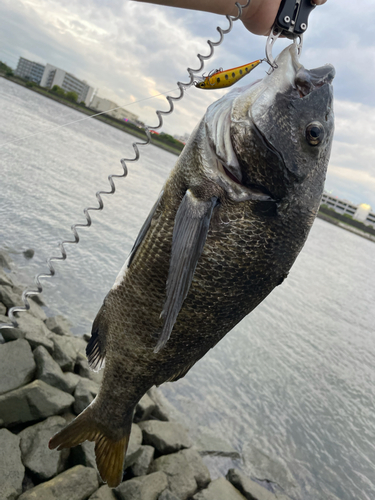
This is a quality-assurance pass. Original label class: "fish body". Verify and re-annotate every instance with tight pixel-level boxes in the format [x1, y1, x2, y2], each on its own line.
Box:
[50, 45, 335, 487]
[195, 59, 262, 89]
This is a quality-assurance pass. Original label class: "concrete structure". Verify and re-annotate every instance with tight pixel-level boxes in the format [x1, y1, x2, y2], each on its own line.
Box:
[15, 57, 45, 84]
[321, 192, 375, 228]
[40, 64, 94, 106]
[90, 95, 139, 123]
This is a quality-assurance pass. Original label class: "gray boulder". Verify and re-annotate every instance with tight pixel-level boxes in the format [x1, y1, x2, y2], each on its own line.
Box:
[139, 420, 192, 455]
[0, 428, 25, 500]
[0, 302, 6, 315]
[19, 416, 69, 481]
[226, 469, 290, 500]
[179, 448, 211, 489]
[50, 333, 78, 371]
[195, 429, 240, 459]
[0, 379, 74, 426]
[131, 444, 155, 476]
[0, 284, 22, 309]
[0, 251, 12, 269]
[88, 485, 116, 500]
[0, 339, 36, 395]
[45, 315, 73, 336]
[27, 300, 47, 322]
[115, 471, 168, 500]
[158, 491, 180, 500]
[124, 423, 143, 467]
[6, 313, 52, 343]
[34, 345, 75, 393]
[193, 477, 247, 500]
[76, 356, 103, 385]
[134, 393, 157, 422]
[63, 371, 82, 393]
[18, 465, 99, 500]
[150, 448, 209, 500]
[25, 328, 54, 353]
[71, 440, 96, 469]
[0, 267, 13, 286]
[73, 378, 99, 414]
[147, 387, 172, 421]
[0, 314, 24, 341]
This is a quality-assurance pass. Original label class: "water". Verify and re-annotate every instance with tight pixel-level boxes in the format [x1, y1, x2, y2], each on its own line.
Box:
[1, 78, 374, 500]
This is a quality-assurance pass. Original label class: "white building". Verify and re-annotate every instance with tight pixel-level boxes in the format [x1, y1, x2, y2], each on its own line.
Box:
[15, 57, 45, 84]
[321, 192, 375, 228]
[90, 95, 138, 123]
[40, 64, 94, 106]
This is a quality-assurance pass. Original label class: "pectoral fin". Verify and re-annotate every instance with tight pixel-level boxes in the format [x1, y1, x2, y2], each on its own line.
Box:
[154, 190, 217, 353]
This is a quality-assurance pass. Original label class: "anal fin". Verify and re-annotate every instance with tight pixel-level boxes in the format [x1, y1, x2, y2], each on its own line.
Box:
[86, 305, 107, 371]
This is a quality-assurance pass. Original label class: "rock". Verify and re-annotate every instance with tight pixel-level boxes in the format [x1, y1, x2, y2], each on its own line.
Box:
[71, 441, 96, 469]
[0, 251, 12, 269]
[179, 448, 210, 489]
[27, 300, 47, 322]
[150, 449, 204, 500]
[11, 314, 51, 342]
[45, 315, 73, 336]
[0, 428, 24, 500]
[0, 284, 22, 309]
[139, 420, 192, 455]
[0, 339, 36, 395]
[124, 423, 143, 467]
[73, 378, 99, 414]
[131, 444, 155, 476]
[34, 345, 74, 393]
[147, 387, 171, 421]
[76, 356, 103, 385]
[0, 379, 74, 426]
[23, 249, 35, 259]
[226, 469, 280, 500]
[63, 372, 82, 393]
[18, 465, 99, 500]
[158, 491, 180, 500]
[0, 268, 13, 287]
[243, 445, 297, 497]
[0, 302, 6, 314]
[50, 333, 77, 371]
[134, 393, 157, 422]
[25, 329, 54, 353]
[195, 429, 240, 459]
[19, 416, 69, 481]
[115, 471, 168, 500]
[0, 314, 24, 341]
[193, 477, 247, 500]
[30, 292, 45, 306]
[88, 485, 116, 500]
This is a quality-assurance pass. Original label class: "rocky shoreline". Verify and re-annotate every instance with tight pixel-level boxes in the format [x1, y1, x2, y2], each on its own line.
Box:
[0, 252, 290, 500]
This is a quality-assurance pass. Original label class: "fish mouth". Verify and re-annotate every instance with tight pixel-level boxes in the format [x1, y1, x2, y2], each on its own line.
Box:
[294, 64, 335, 98]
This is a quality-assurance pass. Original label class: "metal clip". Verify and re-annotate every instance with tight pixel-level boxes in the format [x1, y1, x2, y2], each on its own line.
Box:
[265, 0, 316, 69]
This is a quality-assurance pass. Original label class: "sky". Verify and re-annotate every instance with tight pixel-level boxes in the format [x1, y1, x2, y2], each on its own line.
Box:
[0, 0, 374, 208]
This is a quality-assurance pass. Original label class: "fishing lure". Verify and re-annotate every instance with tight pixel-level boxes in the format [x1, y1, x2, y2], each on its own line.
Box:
[194, 59, 262, 90]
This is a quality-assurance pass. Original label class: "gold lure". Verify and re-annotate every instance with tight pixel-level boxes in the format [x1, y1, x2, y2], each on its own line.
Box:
[195, 59, 262, 90]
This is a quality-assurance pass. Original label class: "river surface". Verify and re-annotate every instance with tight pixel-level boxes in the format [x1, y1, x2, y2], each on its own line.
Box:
[1, 78, 374, 500]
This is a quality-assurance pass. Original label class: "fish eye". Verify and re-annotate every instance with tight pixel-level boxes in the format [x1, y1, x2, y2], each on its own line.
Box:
[306, 122, 324, 146]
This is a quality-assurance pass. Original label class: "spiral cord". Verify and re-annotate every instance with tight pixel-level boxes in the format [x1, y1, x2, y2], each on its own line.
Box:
[0, 0, 250, 331]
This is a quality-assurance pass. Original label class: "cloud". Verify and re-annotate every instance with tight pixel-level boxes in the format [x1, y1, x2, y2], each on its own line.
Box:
[0, 0, 374, 208]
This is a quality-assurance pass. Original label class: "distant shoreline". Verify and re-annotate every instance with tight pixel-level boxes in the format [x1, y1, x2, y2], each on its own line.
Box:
[317, 211, 375, 243]
[0, 74, 183, 157]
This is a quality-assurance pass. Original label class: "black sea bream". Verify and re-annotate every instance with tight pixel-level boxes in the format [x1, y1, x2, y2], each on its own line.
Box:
[50, 44, 335, 487]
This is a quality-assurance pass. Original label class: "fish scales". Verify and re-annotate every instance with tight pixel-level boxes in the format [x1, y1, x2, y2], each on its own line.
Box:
[49, 44, 335, 487]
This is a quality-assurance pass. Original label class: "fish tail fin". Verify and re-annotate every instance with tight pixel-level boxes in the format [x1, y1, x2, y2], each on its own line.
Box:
[49, 405, 130, 487]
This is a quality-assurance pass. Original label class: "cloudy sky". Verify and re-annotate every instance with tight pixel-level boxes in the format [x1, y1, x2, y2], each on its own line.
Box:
[1, 0, 374, 208]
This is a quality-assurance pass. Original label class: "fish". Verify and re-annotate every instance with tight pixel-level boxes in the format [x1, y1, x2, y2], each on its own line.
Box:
[49, 44, 335, 487]
[195, 59, 262, 89]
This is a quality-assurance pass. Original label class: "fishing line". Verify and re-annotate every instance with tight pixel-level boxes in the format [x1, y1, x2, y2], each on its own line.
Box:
[0, 0, 250, 331]
[0, 89, 180, 149]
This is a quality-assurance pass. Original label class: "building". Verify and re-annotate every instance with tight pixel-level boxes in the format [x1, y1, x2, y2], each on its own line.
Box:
[321, 192, 375, 228]
[90, 95, 139, 123]
[14, 57, 45, 84]
[40, 64, 94, 106]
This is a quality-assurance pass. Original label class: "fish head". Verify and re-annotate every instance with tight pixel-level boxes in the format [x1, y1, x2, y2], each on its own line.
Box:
[204, 44, 335, 209]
